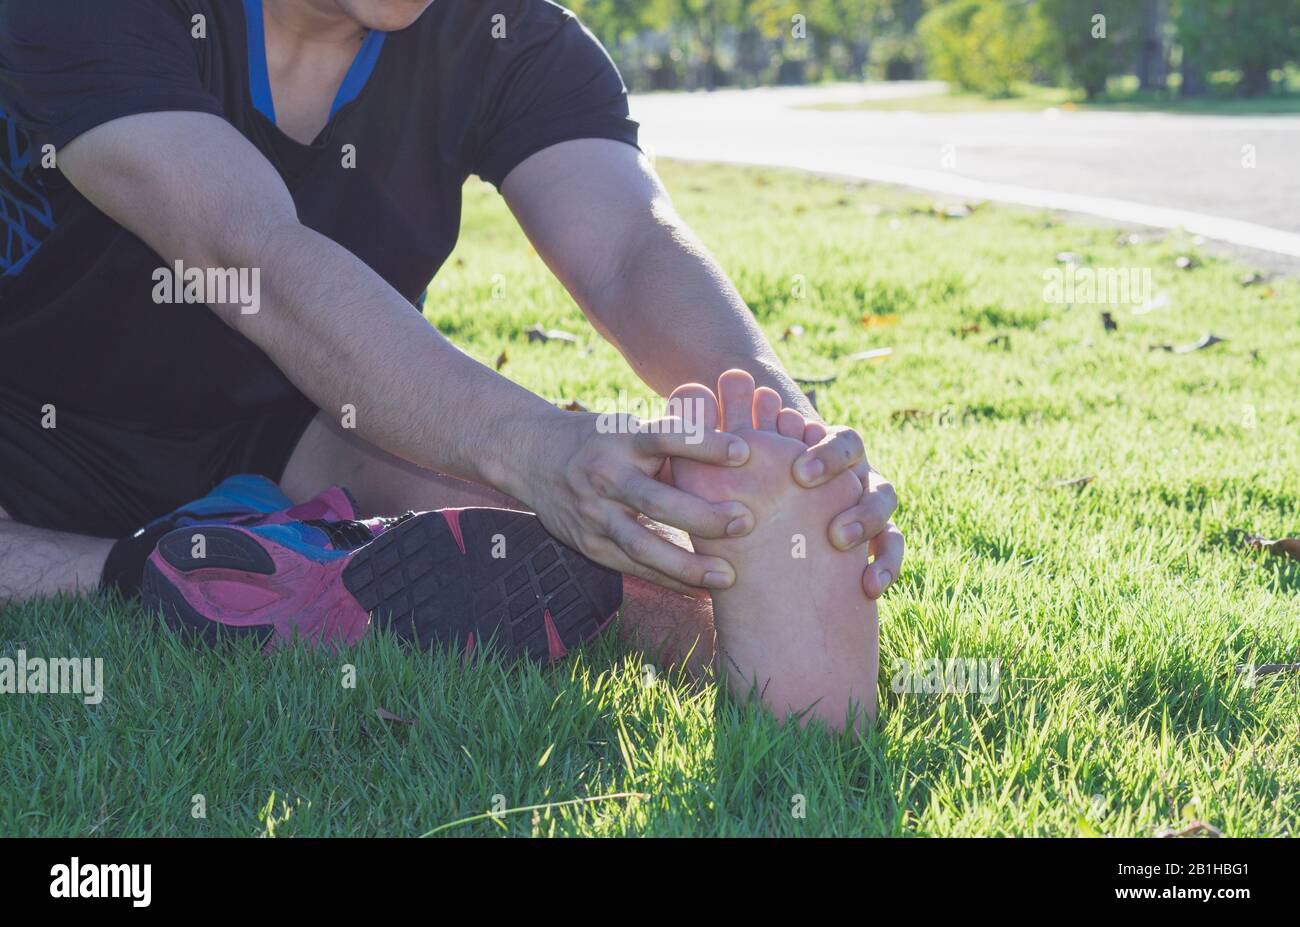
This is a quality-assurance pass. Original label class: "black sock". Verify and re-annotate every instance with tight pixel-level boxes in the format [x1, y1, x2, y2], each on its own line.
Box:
[99, 524, 173, 600]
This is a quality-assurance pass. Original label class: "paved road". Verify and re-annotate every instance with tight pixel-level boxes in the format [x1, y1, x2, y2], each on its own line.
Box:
[630, 82, 1300, 259]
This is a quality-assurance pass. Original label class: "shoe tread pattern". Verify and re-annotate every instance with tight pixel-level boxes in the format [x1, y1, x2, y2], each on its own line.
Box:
[343, 510, 623, 661]
[156, 526, 276, 575]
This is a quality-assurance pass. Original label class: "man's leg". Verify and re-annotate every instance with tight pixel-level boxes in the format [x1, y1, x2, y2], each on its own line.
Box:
[0, 412, 714, 670]
[280, 414, 717, 671]
[0, 504, 113, 603]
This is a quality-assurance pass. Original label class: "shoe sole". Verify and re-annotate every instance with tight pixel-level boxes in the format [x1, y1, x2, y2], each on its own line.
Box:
[343, 509, 624, 662]
[143, 508, 624, 663]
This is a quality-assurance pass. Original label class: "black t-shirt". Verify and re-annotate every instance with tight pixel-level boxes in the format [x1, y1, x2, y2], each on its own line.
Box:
[0, 0, 638, 429]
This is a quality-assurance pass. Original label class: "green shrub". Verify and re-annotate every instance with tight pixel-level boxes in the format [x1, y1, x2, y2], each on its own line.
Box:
[1175, 0, 1300, 96]
[1037, 1, 1140, 99]
[918, 0, 1048, 97]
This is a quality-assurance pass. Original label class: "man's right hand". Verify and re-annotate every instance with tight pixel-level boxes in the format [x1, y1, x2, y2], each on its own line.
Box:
[508, 410, 755, 597]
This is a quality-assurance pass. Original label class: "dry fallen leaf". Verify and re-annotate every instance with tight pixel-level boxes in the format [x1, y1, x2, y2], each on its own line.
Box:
[891, 408, 931, 424]
[1043, 475, 1094, 490]
[1174, 333, 1225, 354]
[956, 323, 981, 338]
[1243, 533, 1300, 560]
[525, 325, 579, 344]
[1151, 333, 1226, 354]
[1115, 230, 1164, 246]
[1236, 662, 1300, 679]
[781, 324, 805, 342]
[1131, 291, 1170, 315]
[557, 399, 590, 412]
[1156, 821, 1223, 838]
[861, 314, 900, 329]
[844, 347, 893, 364]
[495, 349, 508, 370]
[375, 707, 416, 725]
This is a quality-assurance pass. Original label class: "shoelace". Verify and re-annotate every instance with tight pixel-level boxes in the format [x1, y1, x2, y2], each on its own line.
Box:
[303, 511, 418, 550]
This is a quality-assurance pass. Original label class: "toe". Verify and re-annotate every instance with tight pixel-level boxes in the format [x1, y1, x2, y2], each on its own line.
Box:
[776, 408, 806, 441]
[718, 369, 756, 433]
[668, 382, 719, 432]
[753, 387, 781, 431]
[803, 421, 828, 445]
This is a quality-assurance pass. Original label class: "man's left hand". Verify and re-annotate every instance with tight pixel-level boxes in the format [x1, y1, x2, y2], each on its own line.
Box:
[791, 419, 904, 600]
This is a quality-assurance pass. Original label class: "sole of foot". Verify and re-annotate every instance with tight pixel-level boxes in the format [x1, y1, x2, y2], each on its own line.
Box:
[669, 370, 878, 732]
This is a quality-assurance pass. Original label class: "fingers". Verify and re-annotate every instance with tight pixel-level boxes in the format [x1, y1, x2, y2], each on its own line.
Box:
[752, 387, 782, 431]
[634, 423, 748, 467]
[828, 471, 899, 550]
[776, 408, 806, 441]
[862, 521, 904, 600]
[606, 510, 736, 593]
[597, 543, 706, 598]
[803, 421, 828, 446]
[619, 472, 753, 540]
[793, 426, 866, 488]
[718, 368, 756, 432]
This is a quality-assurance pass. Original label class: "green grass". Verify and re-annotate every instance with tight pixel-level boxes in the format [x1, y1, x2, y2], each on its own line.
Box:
[806, 78, 1300, 115]
[3, 161, 1298, 836]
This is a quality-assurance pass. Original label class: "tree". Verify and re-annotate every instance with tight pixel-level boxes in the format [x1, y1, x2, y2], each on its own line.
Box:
[1216, 0, 1300, 95]
[1172, 0, 1300, 97]
[564, 0, 658, 44]
[918, 0, 1048, 97]
[1136, 0, 1169, 92]
[1037, 1, 1141, 100]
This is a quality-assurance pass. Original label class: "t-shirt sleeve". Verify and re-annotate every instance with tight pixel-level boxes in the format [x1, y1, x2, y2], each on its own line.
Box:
[470, 3, 640, 187]
[0, 0, 223, 152]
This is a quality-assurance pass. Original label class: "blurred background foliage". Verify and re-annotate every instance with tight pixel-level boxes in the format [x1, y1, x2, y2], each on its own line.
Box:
[566, 0, 1300, 100]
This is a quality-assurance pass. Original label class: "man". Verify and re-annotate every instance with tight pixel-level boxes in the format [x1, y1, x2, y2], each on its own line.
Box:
[0, 0, 902, 694]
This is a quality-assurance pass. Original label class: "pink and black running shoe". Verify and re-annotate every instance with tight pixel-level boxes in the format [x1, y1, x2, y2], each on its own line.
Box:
[140, 508, 624, 663]
[101, 474, 360, 598]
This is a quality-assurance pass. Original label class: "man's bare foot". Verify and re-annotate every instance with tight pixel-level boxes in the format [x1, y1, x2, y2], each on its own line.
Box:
[669, 370, 879, 731]
[619, 574, 717, 675]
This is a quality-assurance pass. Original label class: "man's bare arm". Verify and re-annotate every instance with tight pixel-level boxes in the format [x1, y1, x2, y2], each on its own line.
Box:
[503, 139, 903, 597]
[502, 140, 801, 413]
[57, 112, 753, 594]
